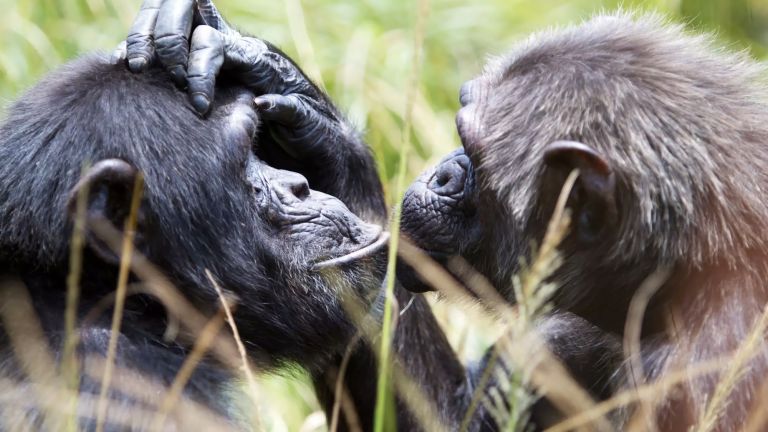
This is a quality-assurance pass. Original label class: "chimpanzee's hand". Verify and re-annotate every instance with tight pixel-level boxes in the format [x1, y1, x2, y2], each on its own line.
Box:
[116, 0, 386, 220]
[120, 0, 233, 75]
[117, 0, 344, 161]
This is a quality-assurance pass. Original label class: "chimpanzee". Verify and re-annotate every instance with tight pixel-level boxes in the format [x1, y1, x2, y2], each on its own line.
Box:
[118, 2, 768, 431]
[0, 50, 395, 428]
[110, 2, 474, 431]
[0, 3, 474, 431]
[399, 12, 768, 432]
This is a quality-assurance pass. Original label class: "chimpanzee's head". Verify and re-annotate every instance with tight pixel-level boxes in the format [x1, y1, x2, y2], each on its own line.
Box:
[398, 14, 768, 332]
[0, 54, 387, 367]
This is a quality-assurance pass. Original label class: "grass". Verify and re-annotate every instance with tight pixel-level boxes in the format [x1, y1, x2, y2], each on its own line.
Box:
[1, 0, 768, 431]
[373, 0, 430, 430]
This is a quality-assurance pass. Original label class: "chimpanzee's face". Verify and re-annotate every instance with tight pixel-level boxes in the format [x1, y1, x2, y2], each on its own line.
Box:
[245, 155, 387, 269]
[218, 91, 388, 273]
[398, 78, 498, 293]
[2, 56, 389, 368]
[212, 91, 389, 363]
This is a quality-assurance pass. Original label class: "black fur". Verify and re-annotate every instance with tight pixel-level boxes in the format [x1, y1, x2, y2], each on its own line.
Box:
[0, 54, 390, 429]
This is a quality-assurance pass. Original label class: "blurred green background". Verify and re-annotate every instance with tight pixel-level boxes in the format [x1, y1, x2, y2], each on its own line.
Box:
[1, 0, 766, 201]
[0, 0, 765, 430]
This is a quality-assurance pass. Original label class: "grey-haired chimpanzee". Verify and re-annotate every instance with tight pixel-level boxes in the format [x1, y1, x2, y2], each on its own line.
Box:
[114, 1, 768, 430]
[400, 12, 768, 431]
[0, 2, 472, 431]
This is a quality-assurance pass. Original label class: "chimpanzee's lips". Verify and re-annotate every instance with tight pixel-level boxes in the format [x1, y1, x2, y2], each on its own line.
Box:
[311, 228, 389, 270]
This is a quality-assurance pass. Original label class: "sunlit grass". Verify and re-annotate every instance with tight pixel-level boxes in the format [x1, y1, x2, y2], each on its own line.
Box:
[1, 1, 768, 431]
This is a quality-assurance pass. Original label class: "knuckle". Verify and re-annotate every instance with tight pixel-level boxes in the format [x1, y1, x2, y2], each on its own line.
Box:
[155, 33, 187, 45]
[155, 34, 189, 62]
[194, 25, 217, 38]
[191, 27, 222, 50]
[188, 77, 215, 92]
[126, 34, 153, 54]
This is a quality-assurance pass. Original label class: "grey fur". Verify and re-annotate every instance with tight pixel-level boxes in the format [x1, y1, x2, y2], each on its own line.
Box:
[478, 11, 768, 268]
[469, 12, 768, 430]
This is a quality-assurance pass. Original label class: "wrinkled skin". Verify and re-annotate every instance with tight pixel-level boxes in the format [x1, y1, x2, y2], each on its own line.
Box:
[399, 81, 506, 292]
[247, 156, 383, 266]
[113, 1, 475, 431]
[0, 46, 390, 428]
[116, 0, 385, 223]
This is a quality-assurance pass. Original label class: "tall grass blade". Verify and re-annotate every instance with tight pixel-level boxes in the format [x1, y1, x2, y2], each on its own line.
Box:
[373, 0, 431, 431]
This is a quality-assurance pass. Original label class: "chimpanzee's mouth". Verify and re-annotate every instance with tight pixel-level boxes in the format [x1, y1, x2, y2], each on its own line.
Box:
[311, 229, 390, 270]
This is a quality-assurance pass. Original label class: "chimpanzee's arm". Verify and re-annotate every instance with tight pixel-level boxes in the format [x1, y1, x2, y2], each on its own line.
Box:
[471, 312, 623, 431]
[119, 0, 386, 222]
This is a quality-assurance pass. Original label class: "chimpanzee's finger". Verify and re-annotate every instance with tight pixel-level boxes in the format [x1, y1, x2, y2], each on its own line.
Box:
[125, 0, 162, 72]
[194, 0, 232, 34]
[187, 25, 224, 115]
[254, 94, 308, 125]
[155, 0, 195, 86]
[255, 94, 336, 158]
[111, 41, 127, 66]
[223, 36, 316, 97]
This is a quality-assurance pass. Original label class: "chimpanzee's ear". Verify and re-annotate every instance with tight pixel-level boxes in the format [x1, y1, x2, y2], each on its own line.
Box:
[66, 159, 146, 265]
[543, 140, 617, 243]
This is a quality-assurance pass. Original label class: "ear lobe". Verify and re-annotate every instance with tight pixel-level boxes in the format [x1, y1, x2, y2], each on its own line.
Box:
[66, 159, 145, 264]
[544, 140, 617, 242]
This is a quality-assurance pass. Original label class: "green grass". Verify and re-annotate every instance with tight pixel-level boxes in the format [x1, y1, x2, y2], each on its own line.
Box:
[1, 0, 766, 430]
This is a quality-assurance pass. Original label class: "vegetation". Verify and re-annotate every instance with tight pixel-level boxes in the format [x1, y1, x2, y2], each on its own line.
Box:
[0, 0, 766, 430]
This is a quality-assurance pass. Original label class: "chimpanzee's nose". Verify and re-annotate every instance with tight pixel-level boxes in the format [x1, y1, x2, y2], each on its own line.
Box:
[429, 152, 471, 197]
[275, 170, 310, 200]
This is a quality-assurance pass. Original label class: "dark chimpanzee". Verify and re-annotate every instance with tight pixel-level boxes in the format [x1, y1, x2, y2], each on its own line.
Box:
[0, 53, 391, 428]
[400, 12, 768, 432]
[0, 1, 471, 431]
[118, 1, 474, 431]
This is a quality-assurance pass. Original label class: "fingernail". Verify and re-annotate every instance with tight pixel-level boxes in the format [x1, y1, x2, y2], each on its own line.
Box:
[254, 97, 272, 110]
[191, 93, 211, 114]
[127, 57, 147, 73]
[169, 66, 187, 86]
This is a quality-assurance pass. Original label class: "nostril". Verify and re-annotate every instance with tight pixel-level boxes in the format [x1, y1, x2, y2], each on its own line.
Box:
[431, 159, 468, 196]
[292, 181, 310, 200]
[436, 171, 451, 187]
[273, 169, 311, 201]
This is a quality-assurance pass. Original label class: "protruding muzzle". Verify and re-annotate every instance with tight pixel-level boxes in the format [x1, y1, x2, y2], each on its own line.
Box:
[398, 148, 480, 293]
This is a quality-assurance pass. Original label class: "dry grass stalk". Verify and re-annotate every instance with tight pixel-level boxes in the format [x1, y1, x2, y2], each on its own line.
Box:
[400, 170, 610, 431]
[87, 217, 242, 368]
[546, 350, 755, 432]
[151, 307, 227, 431]
[82, 356, 234, 430]
[447, 256, 515, 318]
[401, 239, 601, 432]
[515, 169, 578, 322]
[206, 269, 263, 429]
[462, 170, 613, 432]
[397, 239, 510, 432]
[695, 301, 768, 432]
[0, 370, 234, 431]
[741, 374, 768, 432]
[0, 277, 68, 429]
[333, 277, 448, 432]
[63, 163, 90, 432]
[0, 279, 234, 430]
[94, 172, 144, 432]
[622, 268, 672, 432]
[398, 240, 505, 324]
[329, 334, 363, 432]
